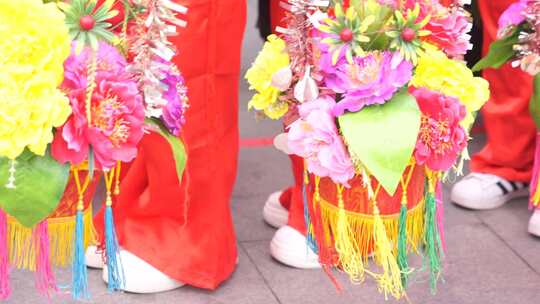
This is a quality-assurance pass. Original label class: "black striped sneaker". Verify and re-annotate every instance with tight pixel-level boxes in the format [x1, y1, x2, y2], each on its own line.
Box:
[451, 173, 529, 210]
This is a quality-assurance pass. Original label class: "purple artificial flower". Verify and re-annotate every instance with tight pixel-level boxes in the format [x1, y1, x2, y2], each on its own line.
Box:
[320, 50, 413, 116]
[498, 0, 529, 37]
[160, 70, 188, 136]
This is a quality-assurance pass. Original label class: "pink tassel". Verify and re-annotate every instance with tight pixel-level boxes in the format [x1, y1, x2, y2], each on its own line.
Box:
[529, 133, 540, 209]
[34, 220, 57, 299]
[0, 210, 10, 300]
[435, 181, 446, 253]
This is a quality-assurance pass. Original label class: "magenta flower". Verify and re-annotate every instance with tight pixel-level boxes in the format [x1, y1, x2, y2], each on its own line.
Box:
[498, 0, 528, 37]
[412, 88, 467, 171]
[287, 96, 355, 186]
[161, 70, 188, 136]
[52, 45, 145, 170]
[319, 50, 413, 116]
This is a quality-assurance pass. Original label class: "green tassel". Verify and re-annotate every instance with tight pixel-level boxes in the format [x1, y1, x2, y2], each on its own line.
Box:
[396, 204, 410, 288]
[424, 189, 442, 293]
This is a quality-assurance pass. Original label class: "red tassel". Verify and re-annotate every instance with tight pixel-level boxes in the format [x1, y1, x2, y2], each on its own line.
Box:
[34, 220, 57, 299]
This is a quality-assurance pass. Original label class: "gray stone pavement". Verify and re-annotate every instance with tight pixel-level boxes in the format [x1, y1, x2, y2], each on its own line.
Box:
[6, 1, 540, 303]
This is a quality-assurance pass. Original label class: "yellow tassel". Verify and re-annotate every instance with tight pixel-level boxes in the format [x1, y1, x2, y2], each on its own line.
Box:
[6, 207, 96, 270]
[333, 184, 365, 283]
[533, 177, 540, 207]
[366, 186, 404, 300]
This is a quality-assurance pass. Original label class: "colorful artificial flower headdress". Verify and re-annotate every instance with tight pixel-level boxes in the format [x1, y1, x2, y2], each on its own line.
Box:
[247, 0, 489, 300]
[0, 0, 188, 300]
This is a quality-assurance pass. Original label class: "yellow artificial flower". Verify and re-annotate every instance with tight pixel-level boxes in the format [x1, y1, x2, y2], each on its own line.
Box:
[0, 0, 72, 159]
[245, 35, 290, 120]
[411, 48, 490, 129]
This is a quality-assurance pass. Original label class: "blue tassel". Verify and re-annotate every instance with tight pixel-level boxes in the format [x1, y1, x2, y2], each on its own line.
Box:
[105, 206, 124, 292]
[71, 210, 89, 300]
[303, 182, 318, 254]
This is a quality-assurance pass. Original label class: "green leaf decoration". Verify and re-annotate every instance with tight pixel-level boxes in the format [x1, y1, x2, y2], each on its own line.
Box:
[0, 150, 70, 227]
[338, 91, 421, 195]
[146, 118, 187, 183]
[529, 74, 540, 130]
[472, 27, 520, 72]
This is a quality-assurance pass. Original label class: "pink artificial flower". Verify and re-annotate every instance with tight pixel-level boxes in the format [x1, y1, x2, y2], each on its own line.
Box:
[287, 96, 356, 186]
[498, 0, 529, 37]
[52, 45, 145, 170]
[412, 88, 467, 171]
[425, 6, 473, 58]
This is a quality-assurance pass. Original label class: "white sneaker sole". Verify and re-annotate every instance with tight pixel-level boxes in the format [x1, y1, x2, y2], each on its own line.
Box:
[528, 211, 540, 237]
[102, 250, 185, 294]
[270, 231, 321, 269]
[263, 191, 289, 229]
[452, 187, 529, 210]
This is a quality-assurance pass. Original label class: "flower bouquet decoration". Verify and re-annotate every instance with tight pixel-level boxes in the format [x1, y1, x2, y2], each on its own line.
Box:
[247, 0, 489, 299]
[474, 0, 540, 210]
[0, 0, 188, 300]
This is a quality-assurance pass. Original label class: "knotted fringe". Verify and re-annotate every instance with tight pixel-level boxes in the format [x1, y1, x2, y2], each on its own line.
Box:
[333, 184, 366, 283]
[6, 208, 96, 271]
[104, 168, 124, 292]
[369, 203, 404, 300]
[0, 210, 10, 300]
[423, 172, 443, 293]
[530, 133, 540, 208]
[303, 174, 318, 253]
[34, 221, 57, 298]
[72, 210, 89, 300]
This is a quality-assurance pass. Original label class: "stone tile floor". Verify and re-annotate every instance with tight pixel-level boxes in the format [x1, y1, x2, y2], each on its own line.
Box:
[6, 1, 540, 303]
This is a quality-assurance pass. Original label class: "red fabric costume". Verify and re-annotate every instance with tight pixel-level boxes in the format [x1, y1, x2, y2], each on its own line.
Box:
[269, 0, 307, 235]
[94, 0, 246, 290]
[472, 0, 536, 182]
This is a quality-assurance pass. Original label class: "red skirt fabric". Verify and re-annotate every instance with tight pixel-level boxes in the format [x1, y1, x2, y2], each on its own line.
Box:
[471, 0, 535, 182]
[94, 0, 246, 290]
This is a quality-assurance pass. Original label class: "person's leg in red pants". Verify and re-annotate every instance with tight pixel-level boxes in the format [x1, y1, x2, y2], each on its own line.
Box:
[260, 0, 320, 269]
[451, 0, 540, 236]
[91, 0, 247, 292]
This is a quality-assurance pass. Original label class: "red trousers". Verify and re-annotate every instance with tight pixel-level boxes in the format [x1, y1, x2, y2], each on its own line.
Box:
[472, 0, 536, 182]
[95, 0, 246, 290]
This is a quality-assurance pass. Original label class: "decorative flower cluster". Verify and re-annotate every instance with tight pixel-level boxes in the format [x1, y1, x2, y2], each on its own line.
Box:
[247, 0, 488, 186]
[496, 0, 540, 75]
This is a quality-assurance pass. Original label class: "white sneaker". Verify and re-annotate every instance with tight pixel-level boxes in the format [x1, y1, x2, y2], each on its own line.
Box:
[263, 191, 289, 228]
[102, 250, 185, 293]
[451, 173, 529, 210]
[85, 246, 104, 269]
[270, 226, 321, 269]
[528, 209, 540, 237]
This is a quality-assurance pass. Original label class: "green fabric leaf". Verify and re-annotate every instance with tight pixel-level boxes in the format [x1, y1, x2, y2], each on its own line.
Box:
[0, 150, 70, 227]
[146, 119, 187, 183]
[338, 91, 421, 195]
[529, 74, 540, 129]
[472, 27, 520, 72]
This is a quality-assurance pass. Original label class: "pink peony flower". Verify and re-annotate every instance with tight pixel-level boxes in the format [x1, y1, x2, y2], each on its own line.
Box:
[161, 70, 188, 136]
[498, 0, 528, 37]
[411, 88, 467, 171]
[52, 45, 145, 170]
[425, 7, 473, 58]
[320, 50, 413, 116]
[287, 96, 355, 186]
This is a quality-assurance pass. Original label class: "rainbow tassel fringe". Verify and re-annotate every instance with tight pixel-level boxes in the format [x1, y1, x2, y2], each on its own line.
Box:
[0, 210, 10, 300]
[34, 221, 57, 298]
[530, 133, 540, 209]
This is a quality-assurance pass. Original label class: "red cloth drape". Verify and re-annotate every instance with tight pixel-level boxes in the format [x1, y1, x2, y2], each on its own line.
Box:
[471, 0, 535, 182]
[94, 0, 246, 290]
